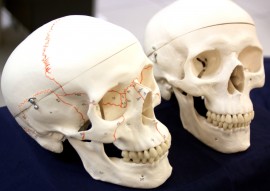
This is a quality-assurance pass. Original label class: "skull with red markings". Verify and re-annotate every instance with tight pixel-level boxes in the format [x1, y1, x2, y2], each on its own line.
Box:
[1, 15, 172, 188]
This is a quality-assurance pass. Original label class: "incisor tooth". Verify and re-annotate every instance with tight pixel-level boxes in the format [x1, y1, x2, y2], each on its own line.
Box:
[244, 113, 249, 122]
[225, 114, 232, 123]
[251, 111, 255, 120]
[232, 115, 237, 123]
[221, 115, 225, 122]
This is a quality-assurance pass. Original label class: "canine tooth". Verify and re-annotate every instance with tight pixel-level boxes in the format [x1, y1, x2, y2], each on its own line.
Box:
[156, 145, 163, 156]
[149, 148, 158, 158]
[123, 158, 130, 162]
[161, 142, 168, 151]
[238, 114, 244, 123]
[220, 115, 225, 122]
[244, 113, 249, 122]
[225, 114, 232, 123]
[144, 150, 150, 159]
[201, 96, 205, 100]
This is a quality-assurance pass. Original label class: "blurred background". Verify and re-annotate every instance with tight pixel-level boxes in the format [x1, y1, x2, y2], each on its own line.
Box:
[0, 0, 269, 107]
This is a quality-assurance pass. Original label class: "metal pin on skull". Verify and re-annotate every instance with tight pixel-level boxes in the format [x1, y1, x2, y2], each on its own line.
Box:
[28, 98, 39, 110]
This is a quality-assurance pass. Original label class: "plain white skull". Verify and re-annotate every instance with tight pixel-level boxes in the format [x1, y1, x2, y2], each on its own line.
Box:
[1, 15, 172, 188]
[144, 0, 265, 153]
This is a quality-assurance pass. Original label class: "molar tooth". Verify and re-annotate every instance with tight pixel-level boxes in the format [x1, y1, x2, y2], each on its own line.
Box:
[121, 150, 129, 158]
[129, 151, 137, 160]
[206, 111, 211, 117]
[149, 148, 158, 158]
[207, 117, 212, 123]
[228, 124, 233, 129]
[213, 120, 218, 126]
[133, 158, 140, 163]
[123, 158, 130, 162]
[225, 114, 232, 123]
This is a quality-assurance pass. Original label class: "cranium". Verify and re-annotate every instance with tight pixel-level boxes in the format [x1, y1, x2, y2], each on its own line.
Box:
[144, 0, 265, 153]
[1, 15, 172, 188]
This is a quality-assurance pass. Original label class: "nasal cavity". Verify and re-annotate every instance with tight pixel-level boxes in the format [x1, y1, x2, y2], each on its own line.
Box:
[142, 92, 154, 118]
[227, 65, 244, 94]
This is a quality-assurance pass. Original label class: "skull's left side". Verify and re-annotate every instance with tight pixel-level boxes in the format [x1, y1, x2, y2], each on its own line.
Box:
[1, 15, 172, 188]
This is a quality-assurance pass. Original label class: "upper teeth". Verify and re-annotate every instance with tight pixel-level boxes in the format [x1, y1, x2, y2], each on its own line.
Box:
[121, 137, 171, 164]
[206, 110, 254, 130]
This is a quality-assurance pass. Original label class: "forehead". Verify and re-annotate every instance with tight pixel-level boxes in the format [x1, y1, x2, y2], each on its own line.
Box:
[172, 24, 262, 54]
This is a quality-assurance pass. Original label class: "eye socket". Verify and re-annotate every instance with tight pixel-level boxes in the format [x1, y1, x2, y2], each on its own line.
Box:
[192, 50, 220, 78]
[99, 84, 128, 121]
[238, 46, 262, 72]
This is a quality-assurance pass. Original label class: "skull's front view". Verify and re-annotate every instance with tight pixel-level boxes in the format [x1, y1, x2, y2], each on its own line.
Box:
[1, 15, 172, 188]
[144, 0, 265, 153]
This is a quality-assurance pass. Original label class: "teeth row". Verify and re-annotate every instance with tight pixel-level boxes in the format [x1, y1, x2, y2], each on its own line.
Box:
[121, 138, 171, 164]
[206, 110, 254, 130]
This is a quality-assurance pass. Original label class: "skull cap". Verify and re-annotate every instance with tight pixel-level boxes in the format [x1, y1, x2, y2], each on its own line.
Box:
[144, 0, 254, 55]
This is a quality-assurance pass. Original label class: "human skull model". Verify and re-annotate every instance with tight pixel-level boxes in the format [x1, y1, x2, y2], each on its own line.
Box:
[144, 0, 265, 153]
[1, 15, 172, 188]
